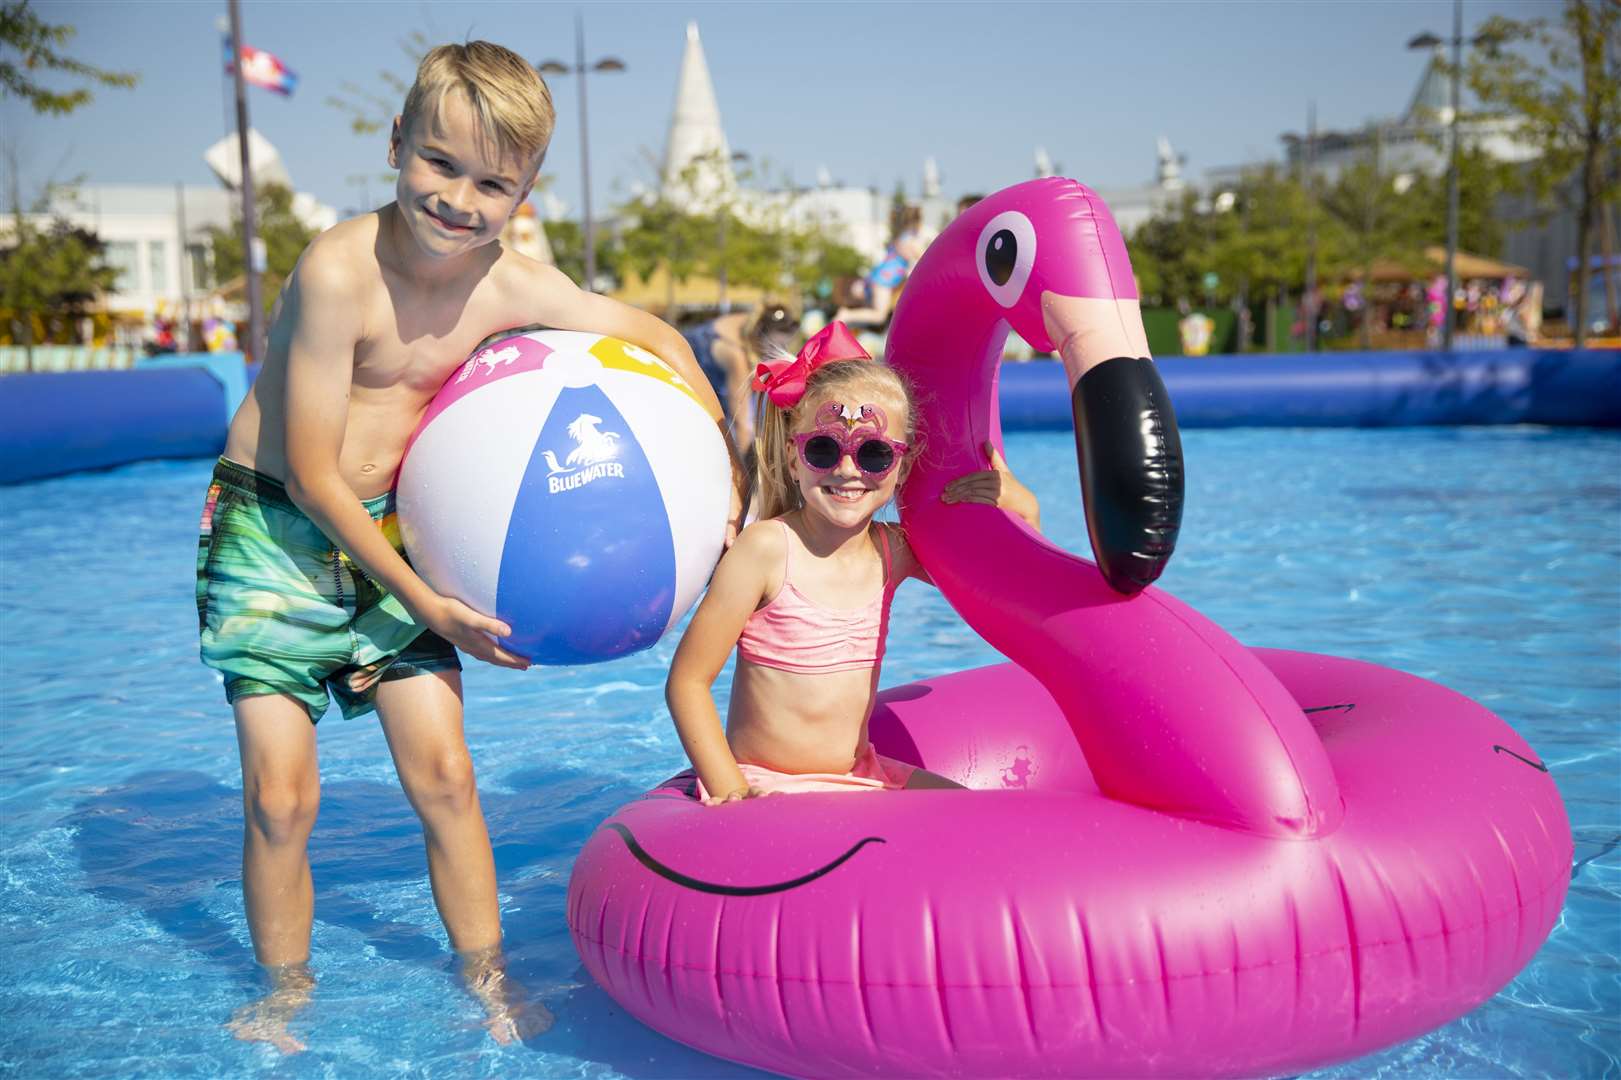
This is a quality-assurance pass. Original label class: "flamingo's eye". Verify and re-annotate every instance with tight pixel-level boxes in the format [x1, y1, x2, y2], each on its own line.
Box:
[975, 211, 1036, 307]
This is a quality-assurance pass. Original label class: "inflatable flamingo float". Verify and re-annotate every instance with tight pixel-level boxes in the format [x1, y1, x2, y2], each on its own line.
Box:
[567, 179, 1571, 1077]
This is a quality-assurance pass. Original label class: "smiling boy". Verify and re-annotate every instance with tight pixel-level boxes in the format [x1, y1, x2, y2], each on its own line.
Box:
[198, 41, 737, 1050]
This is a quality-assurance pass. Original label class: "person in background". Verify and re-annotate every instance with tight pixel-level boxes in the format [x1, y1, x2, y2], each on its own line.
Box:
[680, 301, 798, 453]
[835, 205, 927, 330]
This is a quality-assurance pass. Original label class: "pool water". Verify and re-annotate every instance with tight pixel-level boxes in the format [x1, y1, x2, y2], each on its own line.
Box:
[2, 427, 1617, 1078]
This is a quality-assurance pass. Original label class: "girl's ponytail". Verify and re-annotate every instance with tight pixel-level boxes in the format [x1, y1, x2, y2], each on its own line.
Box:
[752, 368, 800, 521]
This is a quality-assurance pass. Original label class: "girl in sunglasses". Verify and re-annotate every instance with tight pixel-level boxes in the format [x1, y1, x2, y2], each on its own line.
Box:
[666, 322, 1040, 804]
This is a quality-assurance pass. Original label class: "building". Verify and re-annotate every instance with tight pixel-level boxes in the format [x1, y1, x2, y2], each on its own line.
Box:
[1203, 48, 1594, 315]
[6, 129, 336, 343]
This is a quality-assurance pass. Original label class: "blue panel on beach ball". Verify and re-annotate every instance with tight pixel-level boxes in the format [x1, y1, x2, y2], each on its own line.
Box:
[496, 384, 676, 664]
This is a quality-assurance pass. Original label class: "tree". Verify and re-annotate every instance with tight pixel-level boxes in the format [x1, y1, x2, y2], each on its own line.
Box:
[545, 217, 622, 291]
[1319, 129, 1429, 347]
[325, 28, 430, 136]
[205, 184, 317, 317]
[1401, 142, 1517, 261]
[1464, 0, 1621, 345]
[1, 1, 136, 114]
[0, 188, 118, 361]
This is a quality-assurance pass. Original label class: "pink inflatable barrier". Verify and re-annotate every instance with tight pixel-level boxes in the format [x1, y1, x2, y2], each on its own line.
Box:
[567, 179, 1571, 1077]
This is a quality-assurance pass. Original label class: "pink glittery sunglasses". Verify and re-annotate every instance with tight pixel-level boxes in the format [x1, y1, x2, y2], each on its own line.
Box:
[792, 402, 909, 479]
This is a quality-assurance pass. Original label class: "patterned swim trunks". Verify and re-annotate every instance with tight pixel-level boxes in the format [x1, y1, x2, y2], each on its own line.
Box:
[195, 458, 460, 722]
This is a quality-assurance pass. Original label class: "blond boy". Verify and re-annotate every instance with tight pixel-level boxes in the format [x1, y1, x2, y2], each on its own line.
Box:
[197, 41, 738, 1050]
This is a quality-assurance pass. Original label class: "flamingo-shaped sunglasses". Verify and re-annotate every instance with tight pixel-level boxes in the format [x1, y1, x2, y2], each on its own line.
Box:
[792, 402, 909, 479]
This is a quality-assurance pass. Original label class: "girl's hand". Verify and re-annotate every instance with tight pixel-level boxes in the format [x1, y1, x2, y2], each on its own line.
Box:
[941, 442, 1041, 530]
[703, 785, 775, 806]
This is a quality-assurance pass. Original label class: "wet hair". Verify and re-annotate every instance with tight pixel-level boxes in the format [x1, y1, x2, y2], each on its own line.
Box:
[753, 358, 918, 521]
[400, 42, 556, 172]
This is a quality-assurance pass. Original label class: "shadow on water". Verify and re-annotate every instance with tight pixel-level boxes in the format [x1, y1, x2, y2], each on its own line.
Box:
[68, 767, 763, 1078]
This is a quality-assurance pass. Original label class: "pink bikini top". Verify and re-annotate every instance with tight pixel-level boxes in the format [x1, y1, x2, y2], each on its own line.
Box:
[736, 520, 899, 675]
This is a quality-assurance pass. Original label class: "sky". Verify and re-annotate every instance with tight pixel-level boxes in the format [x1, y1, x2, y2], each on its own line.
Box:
[8, 0, 1551, 221]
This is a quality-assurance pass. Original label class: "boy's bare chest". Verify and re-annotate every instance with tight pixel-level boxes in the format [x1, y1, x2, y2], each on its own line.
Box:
[352, 284, 506, 398]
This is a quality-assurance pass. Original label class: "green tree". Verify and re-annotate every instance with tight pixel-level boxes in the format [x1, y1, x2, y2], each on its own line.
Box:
[1464, 0, 1621, 344]
[325, 28, 430, 136]
[615, 192, 708, 297]
[545, 217, 623, 290]
[0, 1, 136, 115]
[1401, 142, 1517, 260]
[205, 184, 317, 318]
[0, 187, 118, 361]
[1319, 129, 1431, 346]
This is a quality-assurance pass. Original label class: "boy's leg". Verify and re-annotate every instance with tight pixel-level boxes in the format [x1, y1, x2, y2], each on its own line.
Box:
[234, 693, 322, 965]
[231, 692, 321, 1053]
[375, 669, 551, 1041]
[374, 669, 499, 953]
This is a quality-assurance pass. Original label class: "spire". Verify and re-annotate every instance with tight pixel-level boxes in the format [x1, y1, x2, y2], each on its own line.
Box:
[1403, 47, 1454, 126]
[1155, 135, 1184, 190]
[661, 20, 733, 208]
[922, 156, 941, 198]
[1033, 146, 1054, 178]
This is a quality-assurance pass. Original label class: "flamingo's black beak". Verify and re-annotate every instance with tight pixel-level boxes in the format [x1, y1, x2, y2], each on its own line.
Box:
[1072, 358, 1184, 594]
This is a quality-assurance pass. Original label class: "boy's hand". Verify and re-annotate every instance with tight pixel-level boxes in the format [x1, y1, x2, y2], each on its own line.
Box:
[941, 441, 1041, 530]
[424, 596, 531, 670]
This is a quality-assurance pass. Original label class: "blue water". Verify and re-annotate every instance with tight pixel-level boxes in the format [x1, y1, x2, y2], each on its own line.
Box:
[2, 427, 1617, 1078]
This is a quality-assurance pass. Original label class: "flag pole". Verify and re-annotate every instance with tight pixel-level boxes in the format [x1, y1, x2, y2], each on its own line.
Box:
[226, 0, 264, 364]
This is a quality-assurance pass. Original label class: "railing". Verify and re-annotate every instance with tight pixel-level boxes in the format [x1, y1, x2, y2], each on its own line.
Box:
[0, 345, 141, 374]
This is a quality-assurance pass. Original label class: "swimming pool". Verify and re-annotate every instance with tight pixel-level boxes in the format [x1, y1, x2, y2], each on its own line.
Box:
[2, 427, 1616, 1078]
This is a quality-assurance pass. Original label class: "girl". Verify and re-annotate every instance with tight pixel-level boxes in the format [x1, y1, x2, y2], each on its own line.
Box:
[666, 322, 1041, 803]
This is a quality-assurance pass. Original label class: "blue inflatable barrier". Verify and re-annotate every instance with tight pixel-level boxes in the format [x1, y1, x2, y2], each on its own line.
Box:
[1, 350, 1616, 485]
[0, 355, 259, 485]
[998, 349, 1621, 430]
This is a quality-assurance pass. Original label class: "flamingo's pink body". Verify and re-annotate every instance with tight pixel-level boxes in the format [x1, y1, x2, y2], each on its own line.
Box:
[566, 180, 1571, 1077]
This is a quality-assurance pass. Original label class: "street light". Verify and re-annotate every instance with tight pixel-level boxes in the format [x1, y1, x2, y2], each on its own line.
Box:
[538, 14, 625, 292]
[1408, 0, 1495, 351]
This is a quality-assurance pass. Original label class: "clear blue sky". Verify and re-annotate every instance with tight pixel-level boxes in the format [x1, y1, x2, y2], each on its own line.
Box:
[9, 0, 1547, 219]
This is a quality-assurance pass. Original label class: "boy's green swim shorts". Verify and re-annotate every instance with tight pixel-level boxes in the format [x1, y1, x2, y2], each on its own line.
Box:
[195, 458, 460, 722]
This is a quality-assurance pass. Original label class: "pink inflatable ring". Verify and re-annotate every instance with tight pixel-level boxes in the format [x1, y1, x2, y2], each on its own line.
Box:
[566, 180, 1571, 1077]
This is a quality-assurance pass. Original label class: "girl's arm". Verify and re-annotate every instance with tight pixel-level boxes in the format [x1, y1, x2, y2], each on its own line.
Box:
[665, 523, 779, 804]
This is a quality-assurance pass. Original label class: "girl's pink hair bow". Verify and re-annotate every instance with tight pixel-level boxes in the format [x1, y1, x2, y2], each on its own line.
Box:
[751, 321, 871, 408]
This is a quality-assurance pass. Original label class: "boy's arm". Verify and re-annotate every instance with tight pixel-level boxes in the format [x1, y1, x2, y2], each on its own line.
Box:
[523, 264, 749, 542]
[665, 525, 775, 803]
[280, 253, 528, 670]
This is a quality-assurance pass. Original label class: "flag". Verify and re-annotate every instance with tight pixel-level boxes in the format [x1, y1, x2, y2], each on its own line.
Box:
[225, 44, 298, 97]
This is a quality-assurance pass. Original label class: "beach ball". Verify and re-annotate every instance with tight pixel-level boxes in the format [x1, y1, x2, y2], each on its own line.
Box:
[397, 329, 730, 665]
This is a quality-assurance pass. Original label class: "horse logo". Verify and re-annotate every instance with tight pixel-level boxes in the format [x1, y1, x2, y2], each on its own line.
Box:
[456, 344, 524, 383]
[564, 414, 621, 467]
[543, 413, 628, 493]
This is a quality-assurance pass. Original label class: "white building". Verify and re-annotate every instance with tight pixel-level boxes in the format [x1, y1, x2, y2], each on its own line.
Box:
[9, 129, 336, 330]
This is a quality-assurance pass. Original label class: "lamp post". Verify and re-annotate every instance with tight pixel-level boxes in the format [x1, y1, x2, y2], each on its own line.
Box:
[538, 14, 625, 293]
[225, 0, 263, 363]
[1408, 0, 1492, 351]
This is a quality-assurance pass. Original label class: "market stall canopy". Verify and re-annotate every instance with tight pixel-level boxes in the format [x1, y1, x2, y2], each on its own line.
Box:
[1368, 246, 1530, 283]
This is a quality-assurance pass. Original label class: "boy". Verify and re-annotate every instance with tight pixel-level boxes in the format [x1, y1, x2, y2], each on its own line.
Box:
[198, 41, 739, 1051]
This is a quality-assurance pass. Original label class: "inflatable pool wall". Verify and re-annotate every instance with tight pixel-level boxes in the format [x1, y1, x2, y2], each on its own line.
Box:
[2, 349, 1616, 485]
[0, 356, 257, 485]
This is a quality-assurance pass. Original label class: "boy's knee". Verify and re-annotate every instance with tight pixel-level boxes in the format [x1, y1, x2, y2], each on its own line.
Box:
[245, 776, 320, 844]
[406, 750, 479, 817]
